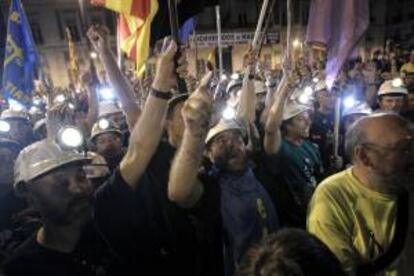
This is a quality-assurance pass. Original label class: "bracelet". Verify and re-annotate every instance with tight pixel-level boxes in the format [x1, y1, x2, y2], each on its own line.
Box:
[150, 88, 173, 100]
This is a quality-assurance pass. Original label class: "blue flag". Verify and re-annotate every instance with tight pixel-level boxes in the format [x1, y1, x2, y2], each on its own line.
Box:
[179, 17, 196, 44]
[2, 0, 38, 106]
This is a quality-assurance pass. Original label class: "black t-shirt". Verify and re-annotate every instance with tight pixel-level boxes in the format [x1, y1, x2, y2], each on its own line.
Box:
[310, 111, 333, 173]
[1, 222, 121, 276]
[2, 235, 96, 276]
[0, 191, 36, 262]
[0, 191, 27, 232]
[94, 142, 198, 275]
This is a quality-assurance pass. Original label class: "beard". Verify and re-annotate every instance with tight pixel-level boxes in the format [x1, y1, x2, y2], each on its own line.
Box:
[214, 146, 248, 173]
[370, 170, 414, 194]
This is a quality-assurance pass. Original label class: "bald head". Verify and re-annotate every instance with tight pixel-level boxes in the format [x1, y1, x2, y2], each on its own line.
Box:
[345, 113, 410, 162]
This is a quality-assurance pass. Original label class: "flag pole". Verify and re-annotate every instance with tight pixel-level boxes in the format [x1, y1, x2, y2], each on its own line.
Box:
[286, 0, 292, 60]
[242, 0, 270, 84]
[256, 0, 276, 59]
[116, 17, 123, 69]
[215, 5, 224, 77]
[167, 0, 188, 93]
[193, 31, 199, 80]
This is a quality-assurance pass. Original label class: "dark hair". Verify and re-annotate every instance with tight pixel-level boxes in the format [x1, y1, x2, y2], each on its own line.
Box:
[280, 117, 294, 135]
[238, 229, 346, 276]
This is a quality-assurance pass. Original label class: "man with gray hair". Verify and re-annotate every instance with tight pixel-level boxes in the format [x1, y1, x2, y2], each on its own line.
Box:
[307, 113, 414, 275]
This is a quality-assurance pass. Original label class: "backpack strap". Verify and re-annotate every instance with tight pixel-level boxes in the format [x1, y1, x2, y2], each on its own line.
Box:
[356, 190, 409, 275]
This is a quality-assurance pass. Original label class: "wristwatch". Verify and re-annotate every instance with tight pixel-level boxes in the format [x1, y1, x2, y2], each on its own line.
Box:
[150, 88, 173, 100]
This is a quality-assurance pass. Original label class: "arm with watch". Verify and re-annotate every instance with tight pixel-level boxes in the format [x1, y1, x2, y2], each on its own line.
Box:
[119, 40, 178, 190]
[237, 49, 257, 125]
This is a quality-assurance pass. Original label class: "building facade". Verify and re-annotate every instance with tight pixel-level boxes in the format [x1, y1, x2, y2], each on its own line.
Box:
[1, 0, 405, 87]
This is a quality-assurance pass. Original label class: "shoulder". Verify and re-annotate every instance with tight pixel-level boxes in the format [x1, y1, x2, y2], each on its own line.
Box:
[2, 236, 46, 273]
[308, 170, 356, 223]
[312, 170, 353, 201]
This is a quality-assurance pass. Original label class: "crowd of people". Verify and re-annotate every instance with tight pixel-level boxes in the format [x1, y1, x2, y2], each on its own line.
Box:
[0, 24, 413, 276]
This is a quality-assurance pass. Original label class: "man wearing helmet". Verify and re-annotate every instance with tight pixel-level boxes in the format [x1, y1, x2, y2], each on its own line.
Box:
[89, 119, 124, 172]
[377, 79, 408, 113]
[261, 76, 323, 228]
[0, 109, 34, 149]
[310, 80, 336, 173]
[3, 38, 188, 275]
[168, 74, 279, 276]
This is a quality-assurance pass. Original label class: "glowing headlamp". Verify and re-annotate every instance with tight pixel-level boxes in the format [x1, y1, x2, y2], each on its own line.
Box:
[298, 87, 314, 104]
[99, 87, 115, 101]
[29, 106, 40, 114]
[98, 118, 110, 130]
[392, 78, 403, 88]
[33, 97, 42, 106]
[231, 73, 240, 80]
[222, 105, 236, 120]
[57, 126, 84, 149]
[68, 103, 75, 110]
[343, 96, 357, 109]
[55, 94, 66, 103]
[0, 120, 11, 133]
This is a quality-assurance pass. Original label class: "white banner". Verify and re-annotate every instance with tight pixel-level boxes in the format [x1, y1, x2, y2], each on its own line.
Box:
[189, 32, 279, 48]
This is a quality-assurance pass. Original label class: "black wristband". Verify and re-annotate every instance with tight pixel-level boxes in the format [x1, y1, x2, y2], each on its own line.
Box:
[248, 74, 255, 80]
[150, 88, 173, 100]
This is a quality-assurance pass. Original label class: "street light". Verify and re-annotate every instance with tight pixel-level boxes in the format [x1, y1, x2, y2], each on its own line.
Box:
[293, 39, 301, 48]
[90, 51, 98, 59]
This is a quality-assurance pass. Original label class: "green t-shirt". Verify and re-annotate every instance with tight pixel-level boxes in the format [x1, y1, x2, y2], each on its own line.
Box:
[262, 139, 322, 228]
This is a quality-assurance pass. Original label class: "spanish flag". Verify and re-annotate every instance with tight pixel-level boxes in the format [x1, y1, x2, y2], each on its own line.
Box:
[91, 0, 159, 75]
[65, 27, 80, 86]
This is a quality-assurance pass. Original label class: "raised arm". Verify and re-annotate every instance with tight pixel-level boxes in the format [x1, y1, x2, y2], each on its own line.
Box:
[87, 26, 141, 130]
[263, 74, 291, 155]
[237, 49, 256, 125]
[79, 67, 99, 132]
[119, 40, 178, 190]
[168, 72, 213, 208]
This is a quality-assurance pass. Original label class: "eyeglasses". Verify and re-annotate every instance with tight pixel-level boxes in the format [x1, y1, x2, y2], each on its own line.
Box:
[361, 137, 413, 156]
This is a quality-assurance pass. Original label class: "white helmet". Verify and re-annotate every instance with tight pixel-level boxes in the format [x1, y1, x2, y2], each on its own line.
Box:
[33, 118, 46, 133]
[254, 80, 267, 95]
[98, 101, 123, 118]
[90, 119, 122, 143]
[378, 80, 408, 96]
[283, 101, 311, 121]
[342, 102, 372, 118]
[314, 80, 328, 92]
[83, 152, 110, 179]
[14, 139, 91, 186]
[226, 79, 243, 95]
[205, 118, 246, 145]
[0, 109, 30, 121]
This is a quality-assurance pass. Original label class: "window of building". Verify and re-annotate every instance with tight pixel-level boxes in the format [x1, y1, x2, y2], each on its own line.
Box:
[56, 10, 82, 41]
[29, 20, 43, 45]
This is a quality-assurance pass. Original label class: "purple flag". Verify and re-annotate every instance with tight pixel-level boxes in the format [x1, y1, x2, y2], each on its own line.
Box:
[306, 0, 369, 88]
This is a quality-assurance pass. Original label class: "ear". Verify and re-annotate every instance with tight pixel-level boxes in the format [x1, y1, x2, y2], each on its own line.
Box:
[14, 181, 29, 198]
[355, 145, 373, 168]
